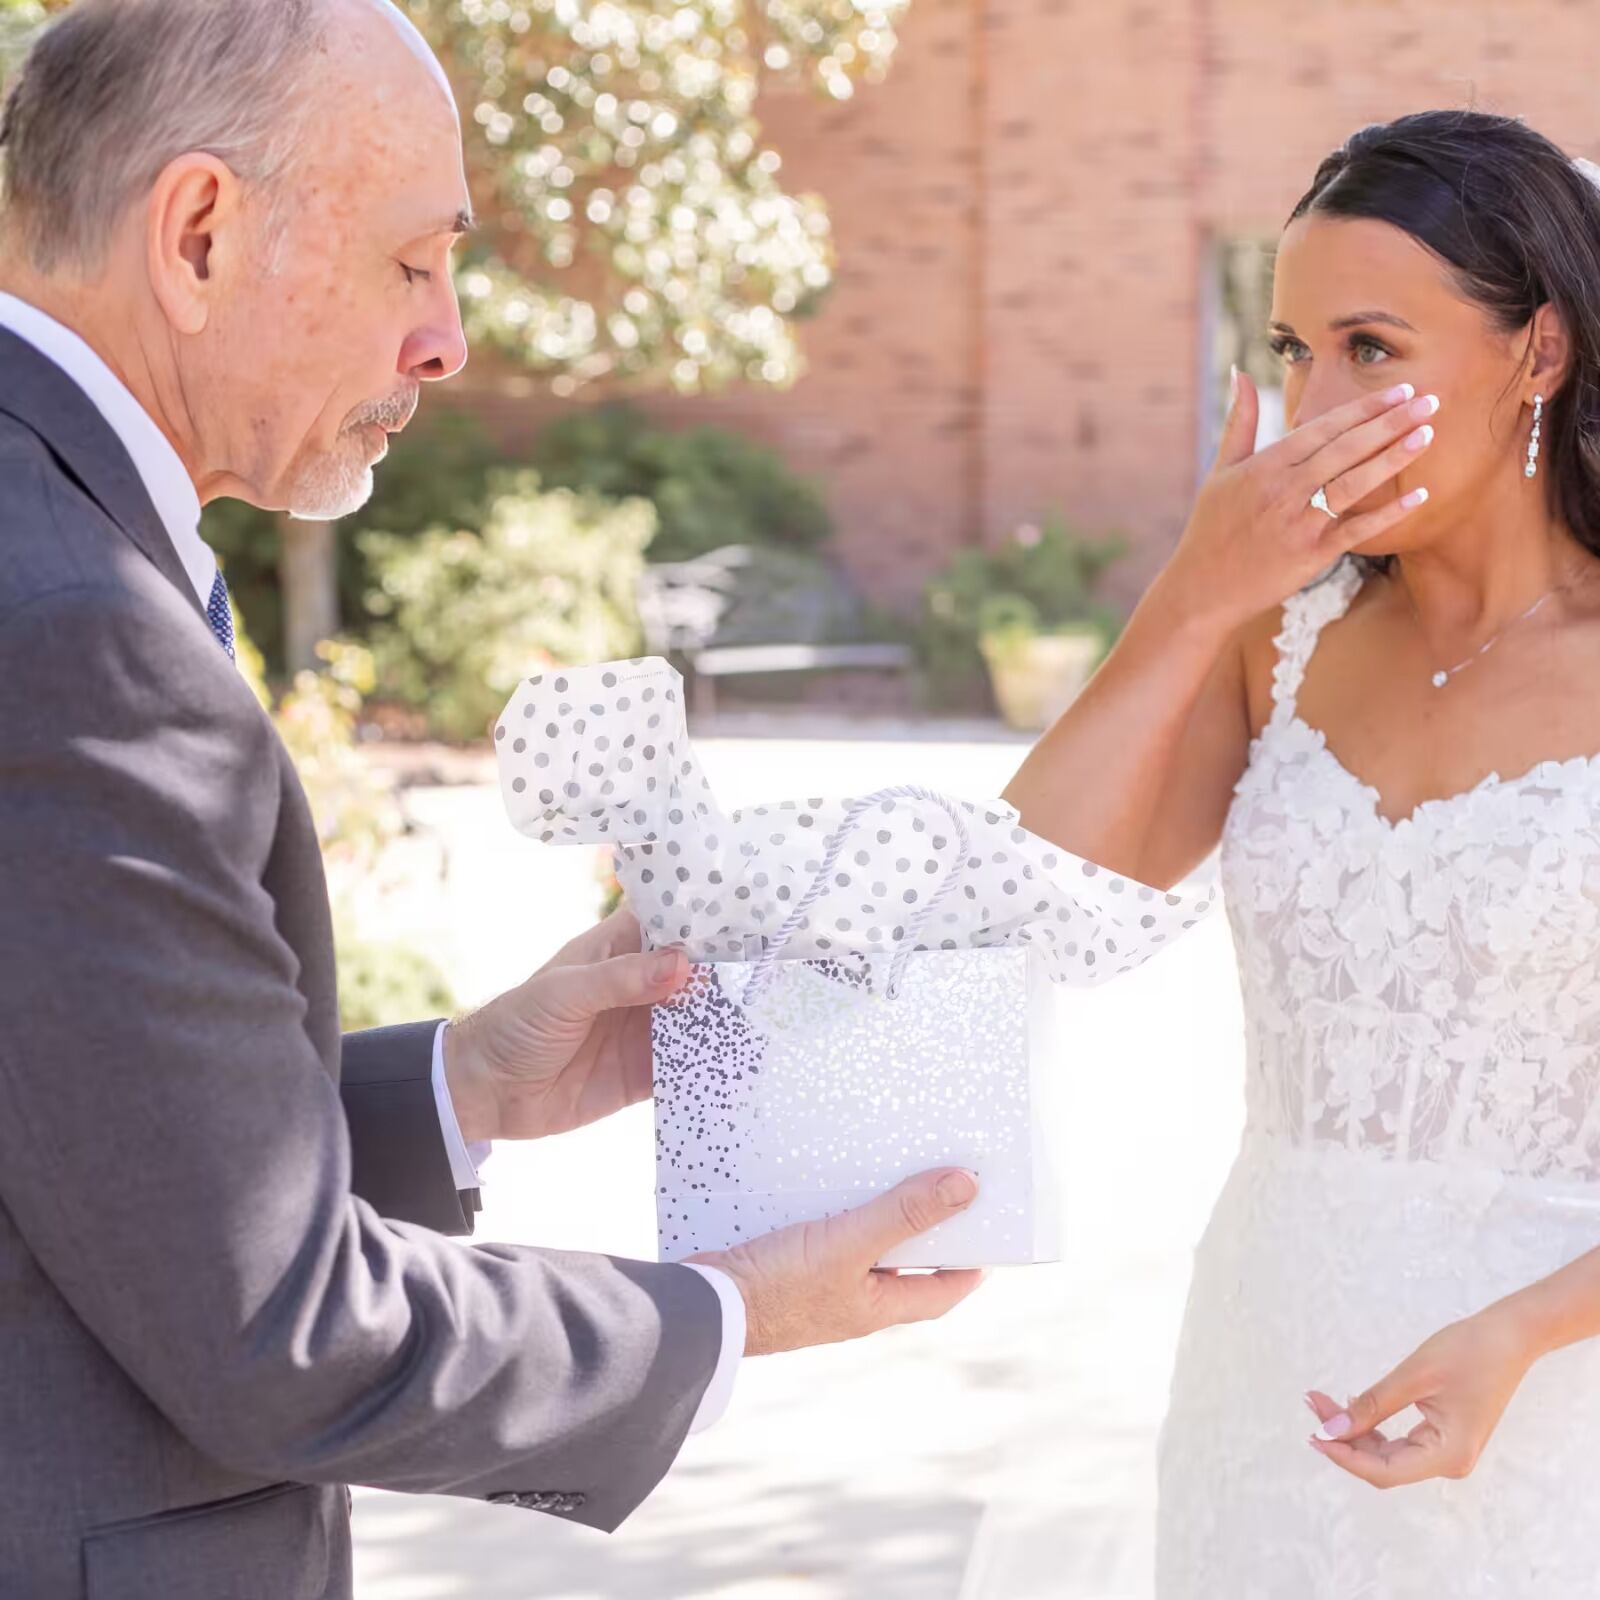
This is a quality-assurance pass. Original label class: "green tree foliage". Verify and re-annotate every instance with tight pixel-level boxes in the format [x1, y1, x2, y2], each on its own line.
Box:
[361, 470, 658, 741]
[407, 0, 907, 394]
[528, 401, 830, 561]
[10, 0, 907, 391]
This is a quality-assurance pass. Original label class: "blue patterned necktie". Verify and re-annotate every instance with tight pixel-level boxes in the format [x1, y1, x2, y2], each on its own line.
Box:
[206, 570, 236, 662]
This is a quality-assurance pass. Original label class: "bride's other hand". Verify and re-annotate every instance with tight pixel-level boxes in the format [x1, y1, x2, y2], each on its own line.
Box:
[1156, 370, 1437, 639]
[1303, 1303, 1541, 1488]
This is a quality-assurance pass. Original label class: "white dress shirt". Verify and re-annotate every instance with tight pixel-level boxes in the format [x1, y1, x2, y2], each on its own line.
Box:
[0, 291, 742, 1434]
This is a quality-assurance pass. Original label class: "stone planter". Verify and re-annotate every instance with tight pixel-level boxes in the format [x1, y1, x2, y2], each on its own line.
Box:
[979, 625, 1107, 732]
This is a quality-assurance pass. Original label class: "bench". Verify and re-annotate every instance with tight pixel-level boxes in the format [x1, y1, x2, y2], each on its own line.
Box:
[636, 546, 915, 720]
[687, 641, 914, 719]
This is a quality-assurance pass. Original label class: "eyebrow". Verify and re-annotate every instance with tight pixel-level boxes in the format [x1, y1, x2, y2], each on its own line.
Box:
[1271, 309, 1417, 336]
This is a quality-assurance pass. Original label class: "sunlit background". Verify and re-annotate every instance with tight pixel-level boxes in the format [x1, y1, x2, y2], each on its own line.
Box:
[6, 0, 1600, 1593]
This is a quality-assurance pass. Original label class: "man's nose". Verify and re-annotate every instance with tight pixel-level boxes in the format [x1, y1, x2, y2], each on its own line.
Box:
[402, 282, 469, 383]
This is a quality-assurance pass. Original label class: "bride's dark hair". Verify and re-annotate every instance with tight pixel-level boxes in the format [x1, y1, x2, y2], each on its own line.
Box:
[1289, 109, 1600, 558]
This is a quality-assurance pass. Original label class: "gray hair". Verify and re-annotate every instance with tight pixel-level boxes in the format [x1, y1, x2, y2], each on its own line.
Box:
[1, 0, 331, 273]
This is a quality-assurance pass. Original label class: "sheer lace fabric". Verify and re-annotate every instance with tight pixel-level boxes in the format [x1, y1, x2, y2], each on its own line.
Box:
[1156, 561, 1600, 1597]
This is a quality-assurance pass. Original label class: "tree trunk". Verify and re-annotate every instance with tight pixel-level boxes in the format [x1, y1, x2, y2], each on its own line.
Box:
[278, 514, 340, 673]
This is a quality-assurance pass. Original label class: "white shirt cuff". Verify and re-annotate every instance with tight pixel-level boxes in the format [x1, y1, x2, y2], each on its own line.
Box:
[430, 1022, 488, 1191]
[683, 1263, 745, 1433]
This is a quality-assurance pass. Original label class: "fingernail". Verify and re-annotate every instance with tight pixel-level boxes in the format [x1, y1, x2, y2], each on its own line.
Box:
[1410, 393, 1440, 419]
[1302, 1392, 1321, 1419]
[1314, 1412, 1352, 1441]
[1383, 382, 1415, 404]
[652, 951, 683, 983]
[1229, 363, 1239, 403]
[937, 1170, 979, 1208]
[1404, 423, 1434, 451]
[1400, 486, 1429, 508]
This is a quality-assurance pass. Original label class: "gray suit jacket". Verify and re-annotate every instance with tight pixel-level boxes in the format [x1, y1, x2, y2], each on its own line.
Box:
[0, 328, 721, 1599]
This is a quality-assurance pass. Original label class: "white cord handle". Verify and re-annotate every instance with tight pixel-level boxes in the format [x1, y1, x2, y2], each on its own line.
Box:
[743, 785, 973, 1002]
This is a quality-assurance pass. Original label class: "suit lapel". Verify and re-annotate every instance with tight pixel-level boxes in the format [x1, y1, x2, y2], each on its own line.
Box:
[0, 325, 204, 620]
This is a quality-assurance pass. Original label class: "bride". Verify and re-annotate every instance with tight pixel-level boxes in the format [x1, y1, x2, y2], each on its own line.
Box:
[1005, 109, 1600, 1595]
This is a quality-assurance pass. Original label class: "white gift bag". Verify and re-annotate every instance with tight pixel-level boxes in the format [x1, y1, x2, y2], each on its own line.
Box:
[653, 945, 1060, 1269]
[492, 660, 1216, 1269]
[652, 788, 1061, 1269]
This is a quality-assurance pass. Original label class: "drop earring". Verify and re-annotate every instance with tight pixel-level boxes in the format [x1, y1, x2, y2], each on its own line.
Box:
[1525, 394, 1544, 479]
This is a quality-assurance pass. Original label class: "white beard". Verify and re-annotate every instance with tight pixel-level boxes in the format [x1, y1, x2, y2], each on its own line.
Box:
[284, 451, 377, 521]
[282, 417, 397, 521]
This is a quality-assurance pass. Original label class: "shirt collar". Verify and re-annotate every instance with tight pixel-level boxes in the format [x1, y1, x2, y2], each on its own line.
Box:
[0, 292, 214, 608]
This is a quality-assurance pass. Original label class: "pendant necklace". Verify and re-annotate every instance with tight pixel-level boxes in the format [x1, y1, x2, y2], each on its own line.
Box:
[1403, 571, 1578, 690]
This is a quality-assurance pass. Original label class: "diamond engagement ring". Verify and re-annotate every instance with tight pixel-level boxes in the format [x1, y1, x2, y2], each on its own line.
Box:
[1309, 485, 1337, 520]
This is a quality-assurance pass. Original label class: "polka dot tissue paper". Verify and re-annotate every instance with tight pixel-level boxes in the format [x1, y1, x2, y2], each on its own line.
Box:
[496, 658, 1213, 1268]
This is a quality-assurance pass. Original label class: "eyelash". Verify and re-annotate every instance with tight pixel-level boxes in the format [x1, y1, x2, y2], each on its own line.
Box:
[1268, 332, 1393, 366]
[400, 264, 432, 287]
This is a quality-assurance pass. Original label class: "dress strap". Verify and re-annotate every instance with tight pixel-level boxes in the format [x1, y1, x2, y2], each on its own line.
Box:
[1268, 559, 1366, 722]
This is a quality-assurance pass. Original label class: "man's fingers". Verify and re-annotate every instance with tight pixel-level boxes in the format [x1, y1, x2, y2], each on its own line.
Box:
[839, 1168, 980, 1261]
[545, 906, 643, 971]
[872, 1267, 987, 1329]
[535, 947, 689, 1020]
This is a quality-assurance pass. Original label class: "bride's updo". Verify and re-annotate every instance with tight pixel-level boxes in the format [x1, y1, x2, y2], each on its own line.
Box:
[1290, 110, 1600, 557]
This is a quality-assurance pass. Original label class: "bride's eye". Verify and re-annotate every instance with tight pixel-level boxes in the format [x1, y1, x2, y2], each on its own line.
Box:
[1268, 333, 1308, 365]
[1350, 335, 1391, 366]
[400, 264, 432, 287]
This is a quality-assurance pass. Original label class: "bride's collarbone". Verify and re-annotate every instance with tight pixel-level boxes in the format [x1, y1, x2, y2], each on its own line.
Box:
[1290, 615, 1600, 820]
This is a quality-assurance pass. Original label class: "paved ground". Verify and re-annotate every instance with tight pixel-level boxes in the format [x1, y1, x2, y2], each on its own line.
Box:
[345, 723, 1246, 1600]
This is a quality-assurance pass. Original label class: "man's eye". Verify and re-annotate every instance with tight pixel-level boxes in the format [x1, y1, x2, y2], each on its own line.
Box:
[401, 264, 432, 286]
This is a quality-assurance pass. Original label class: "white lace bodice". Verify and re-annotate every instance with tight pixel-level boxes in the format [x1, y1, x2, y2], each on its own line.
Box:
[1222, 558, 1600, 1180]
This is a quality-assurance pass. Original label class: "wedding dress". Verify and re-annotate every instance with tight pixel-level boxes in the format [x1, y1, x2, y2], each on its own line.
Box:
[1156, 558, 1600, 1597]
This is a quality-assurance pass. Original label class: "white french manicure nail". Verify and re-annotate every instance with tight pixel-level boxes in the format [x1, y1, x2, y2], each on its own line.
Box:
[1401, 487, 1429, 508]
[1405, 424, 1434, 451]
[1384, 382, 1415, 404]
[1412, 393, 1441, 418]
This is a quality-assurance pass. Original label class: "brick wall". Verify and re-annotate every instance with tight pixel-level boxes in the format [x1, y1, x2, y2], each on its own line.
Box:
[453, 0, 1600, 613]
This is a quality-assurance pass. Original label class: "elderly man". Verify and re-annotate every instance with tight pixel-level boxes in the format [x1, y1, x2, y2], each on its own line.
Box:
[0, 2, 984, 1595]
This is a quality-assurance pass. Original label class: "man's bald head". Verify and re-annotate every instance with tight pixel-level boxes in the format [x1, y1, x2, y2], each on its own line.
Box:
[0, 0, 457, 272]
[0, 0, 473, 526]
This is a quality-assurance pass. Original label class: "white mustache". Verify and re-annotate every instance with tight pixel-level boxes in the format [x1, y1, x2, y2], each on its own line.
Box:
[348, 387, 419, 434]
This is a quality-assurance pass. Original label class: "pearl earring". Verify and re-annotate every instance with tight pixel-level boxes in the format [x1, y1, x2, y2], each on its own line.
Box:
[1525, 394, 1544, 479]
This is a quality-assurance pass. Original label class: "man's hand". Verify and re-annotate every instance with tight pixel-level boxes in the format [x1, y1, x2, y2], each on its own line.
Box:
[693, 1169, 987, 1355]
[443, 909, 689, 1143]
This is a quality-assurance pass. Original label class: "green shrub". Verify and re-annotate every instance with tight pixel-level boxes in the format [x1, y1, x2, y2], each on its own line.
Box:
[920, 515, 1126, 709]
[362, 470, 657, 743]
[202, 408, 509, 678]
[529, 404, 832, 564]
[336, 929, 457, 1033]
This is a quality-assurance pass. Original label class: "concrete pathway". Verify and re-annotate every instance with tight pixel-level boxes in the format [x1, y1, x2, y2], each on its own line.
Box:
[346, 727, 1245, 1599]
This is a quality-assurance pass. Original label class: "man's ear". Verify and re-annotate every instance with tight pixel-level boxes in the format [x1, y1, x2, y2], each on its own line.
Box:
[145, 153, 242, 336]
[1526, 301, 1572, 403]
